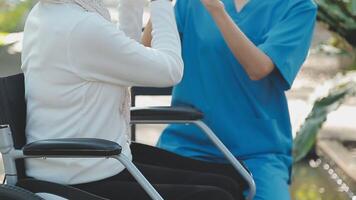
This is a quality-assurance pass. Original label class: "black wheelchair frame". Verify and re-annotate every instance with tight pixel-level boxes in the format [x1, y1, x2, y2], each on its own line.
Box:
[0, 73, 256, 200]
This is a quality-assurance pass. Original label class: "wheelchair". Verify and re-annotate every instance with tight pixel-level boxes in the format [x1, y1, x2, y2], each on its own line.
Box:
[0, 73, 256, 200]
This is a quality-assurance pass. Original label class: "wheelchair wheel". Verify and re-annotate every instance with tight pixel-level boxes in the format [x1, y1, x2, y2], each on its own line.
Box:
[0, 184, 43, 200]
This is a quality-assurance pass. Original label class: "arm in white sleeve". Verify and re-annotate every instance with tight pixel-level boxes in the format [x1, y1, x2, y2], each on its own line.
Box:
[117, 0, 145, 42]
[68, 0, 183, 87]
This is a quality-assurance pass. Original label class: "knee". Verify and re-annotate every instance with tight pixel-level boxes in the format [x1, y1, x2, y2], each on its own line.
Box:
[192, 173, 244, 200]
[252, 176, 290, 200]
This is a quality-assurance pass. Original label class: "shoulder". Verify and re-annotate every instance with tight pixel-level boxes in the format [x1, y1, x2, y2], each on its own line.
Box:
[269, 0, 317, 20]
[69, 13, 121, 49]
[66, 2, 115, 41]
[72, 13, 112, 33]
[287, 0, 317, 11]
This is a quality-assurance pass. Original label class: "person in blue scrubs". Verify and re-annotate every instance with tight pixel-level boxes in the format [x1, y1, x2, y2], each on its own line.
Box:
[141, 0, 317, 199]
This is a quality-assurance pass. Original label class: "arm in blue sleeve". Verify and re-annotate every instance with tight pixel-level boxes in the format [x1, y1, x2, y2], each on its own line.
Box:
[259, 2, 317, 90]
[174, 0, 189, 37]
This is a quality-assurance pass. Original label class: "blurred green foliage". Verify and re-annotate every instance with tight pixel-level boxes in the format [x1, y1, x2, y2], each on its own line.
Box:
[316, 0, 356, 73]
[0, 0, 32, 33]
[316, 0, 356, 47]
[349, 60, 356, 70]
[293, 80, 356, 163]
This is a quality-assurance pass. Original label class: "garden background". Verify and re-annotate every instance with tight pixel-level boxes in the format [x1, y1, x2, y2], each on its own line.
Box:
[1, 0, 356, 199]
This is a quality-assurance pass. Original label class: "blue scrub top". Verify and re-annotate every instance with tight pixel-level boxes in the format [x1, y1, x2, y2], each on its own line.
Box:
[158, 0, 317, 163]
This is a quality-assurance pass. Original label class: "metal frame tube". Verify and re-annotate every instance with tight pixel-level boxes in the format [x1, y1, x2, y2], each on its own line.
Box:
[2, 120, 256, 199]
[131, 119, 256, 200]
[2, 153, 164, 200]
[113, 154, 164, 200]
[193, 121, 256, 200]
[0, 125, 164, 200]
[0, 125, 18, 185]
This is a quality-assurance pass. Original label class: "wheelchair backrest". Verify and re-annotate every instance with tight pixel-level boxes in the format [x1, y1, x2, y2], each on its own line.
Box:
[130, 87, 173, 141]
[0, 73, 27, 179]
[130, 87, 173, 106]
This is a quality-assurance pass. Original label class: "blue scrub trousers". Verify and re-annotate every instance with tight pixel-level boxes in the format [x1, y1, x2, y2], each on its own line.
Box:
[131, 143, 291, 200]
[244, 155, 291, 200]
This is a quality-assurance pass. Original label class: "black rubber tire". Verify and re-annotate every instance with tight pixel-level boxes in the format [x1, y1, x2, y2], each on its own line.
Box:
[0, 184, 43, 200]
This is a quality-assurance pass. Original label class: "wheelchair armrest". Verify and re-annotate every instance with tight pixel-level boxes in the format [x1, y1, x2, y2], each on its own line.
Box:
[131, 106, 204, 122]
[23, 138, 122, 157]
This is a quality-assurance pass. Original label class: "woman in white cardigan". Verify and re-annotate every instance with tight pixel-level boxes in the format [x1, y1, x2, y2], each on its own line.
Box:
[21, 0, 239, 199]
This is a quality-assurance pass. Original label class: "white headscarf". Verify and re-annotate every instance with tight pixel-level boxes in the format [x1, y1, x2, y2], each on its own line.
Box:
[42, 0, 111, 21]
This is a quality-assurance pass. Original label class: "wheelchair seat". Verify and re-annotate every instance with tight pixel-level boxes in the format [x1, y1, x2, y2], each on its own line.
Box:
[0, 74, 255, 200]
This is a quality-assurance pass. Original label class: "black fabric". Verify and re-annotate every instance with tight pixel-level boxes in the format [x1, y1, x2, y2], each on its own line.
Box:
[17, 179, 108, 200]
[131, 143, 248, 193]
[131, 106, 204, 121]
[131, 87, 172, 98]
[0, 184, 43, 200]
[74, 163, 238, 200]
[23, 138, 122, 156]
[0, 73, 27, 179]
[0, 73, 26, 148]
[130, 87, 172, 140]
[132, 143, 251, 179]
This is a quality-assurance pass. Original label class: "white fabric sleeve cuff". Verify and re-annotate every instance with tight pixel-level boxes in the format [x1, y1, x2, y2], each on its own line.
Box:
[117, 0, 146, 41]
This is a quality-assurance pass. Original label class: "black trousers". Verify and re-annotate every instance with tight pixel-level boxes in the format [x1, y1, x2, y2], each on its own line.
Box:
[73, 143, 246, 200]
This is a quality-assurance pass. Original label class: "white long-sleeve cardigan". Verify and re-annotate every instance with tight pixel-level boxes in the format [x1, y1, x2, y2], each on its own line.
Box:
[21, 0, 183, 185]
